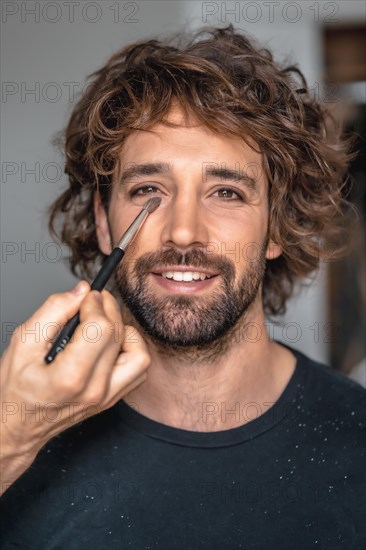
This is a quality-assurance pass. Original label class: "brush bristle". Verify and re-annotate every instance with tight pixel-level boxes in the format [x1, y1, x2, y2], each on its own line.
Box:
[144, 197, 162, 213]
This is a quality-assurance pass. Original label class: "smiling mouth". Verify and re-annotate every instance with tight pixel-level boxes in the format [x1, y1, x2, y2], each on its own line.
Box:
[149, 272, 220, 293]
[151, 272, 218, 282]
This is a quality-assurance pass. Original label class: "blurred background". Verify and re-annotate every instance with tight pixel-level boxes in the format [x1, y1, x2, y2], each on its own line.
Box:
[1, 0, 365, 384]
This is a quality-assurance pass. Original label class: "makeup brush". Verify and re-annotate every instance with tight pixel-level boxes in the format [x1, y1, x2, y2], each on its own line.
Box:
[44, 197, 161, 364]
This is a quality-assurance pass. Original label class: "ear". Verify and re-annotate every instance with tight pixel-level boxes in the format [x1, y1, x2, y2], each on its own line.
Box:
[265, 239, 282, 260]
[94, 192, 112, 255]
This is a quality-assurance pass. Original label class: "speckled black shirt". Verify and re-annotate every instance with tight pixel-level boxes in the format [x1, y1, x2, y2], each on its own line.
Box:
[1, 345, 365, 550]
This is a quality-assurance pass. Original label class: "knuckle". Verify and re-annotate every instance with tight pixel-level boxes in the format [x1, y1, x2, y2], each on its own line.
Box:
[81, 385, 106, 405]
[138, 352, 151, 369]
[58, 372, 86, 395]
[85, 314, 105, 328]
[99, 317, 114, 335]
[81, 316, 112, 339]
[45, 292, 65, 309]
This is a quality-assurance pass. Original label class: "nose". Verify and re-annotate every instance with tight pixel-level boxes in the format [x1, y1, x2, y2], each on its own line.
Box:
[159, 189, 210, 250]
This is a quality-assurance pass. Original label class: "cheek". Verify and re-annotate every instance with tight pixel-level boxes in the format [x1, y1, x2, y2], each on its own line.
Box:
[107, 197, 139, 242]
[215, 209, 265, 243]
[225, 212, 268, 266]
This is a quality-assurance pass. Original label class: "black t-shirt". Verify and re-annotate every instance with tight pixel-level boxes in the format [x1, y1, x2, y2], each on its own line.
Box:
[1, 345, 365, 550]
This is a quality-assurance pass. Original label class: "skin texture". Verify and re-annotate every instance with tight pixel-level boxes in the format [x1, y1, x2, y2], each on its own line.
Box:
[94, 108, 297, 431]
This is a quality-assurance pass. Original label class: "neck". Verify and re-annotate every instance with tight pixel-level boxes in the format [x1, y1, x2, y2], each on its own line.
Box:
[122, 303, 297, 432]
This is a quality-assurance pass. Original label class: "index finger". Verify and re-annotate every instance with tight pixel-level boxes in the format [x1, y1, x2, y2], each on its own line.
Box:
[12, 282, 91, 351]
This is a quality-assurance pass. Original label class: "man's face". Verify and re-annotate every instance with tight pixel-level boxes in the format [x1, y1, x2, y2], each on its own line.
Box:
[95, 108, 281, 358]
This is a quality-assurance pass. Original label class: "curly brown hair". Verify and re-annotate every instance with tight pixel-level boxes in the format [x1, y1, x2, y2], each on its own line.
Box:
[49, 24, 357, 316]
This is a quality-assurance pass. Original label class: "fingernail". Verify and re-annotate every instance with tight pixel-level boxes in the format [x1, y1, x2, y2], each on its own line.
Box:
[72, 281, 88, 295]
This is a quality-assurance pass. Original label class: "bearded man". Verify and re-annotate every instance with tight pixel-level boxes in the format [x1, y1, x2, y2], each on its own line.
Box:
[1, 24, 364, 550]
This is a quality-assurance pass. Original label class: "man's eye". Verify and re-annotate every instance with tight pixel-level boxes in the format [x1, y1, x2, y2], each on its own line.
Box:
[128, 185, 244, 202]
[129, 185, 159, 196]
[215, 188, 244, 201]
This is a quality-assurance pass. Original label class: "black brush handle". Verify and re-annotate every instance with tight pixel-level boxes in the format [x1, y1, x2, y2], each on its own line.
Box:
[44, 312, 80, 364]
[44, 247, 124, 364]
[90, 248, 124, 290]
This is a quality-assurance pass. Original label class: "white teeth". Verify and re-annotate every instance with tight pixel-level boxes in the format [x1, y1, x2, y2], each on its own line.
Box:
[161, 271, 213, 282]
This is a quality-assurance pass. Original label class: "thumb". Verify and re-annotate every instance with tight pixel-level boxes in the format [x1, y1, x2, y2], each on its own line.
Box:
[22, 281, 91, 348]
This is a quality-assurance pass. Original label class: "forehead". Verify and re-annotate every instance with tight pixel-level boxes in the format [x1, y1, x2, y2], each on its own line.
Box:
[117, 107, 266, 188]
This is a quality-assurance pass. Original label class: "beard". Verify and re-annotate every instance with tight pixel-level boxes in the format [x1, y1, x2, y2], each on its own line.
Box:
[111, 235, 269, 364]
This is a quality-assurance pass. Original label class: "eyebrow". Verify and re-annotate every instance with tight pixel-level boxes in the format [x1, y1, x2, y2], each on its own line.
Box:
[203, 166, 258, 192]
[118, 162, 258, 192]
[119, 162, 171, 184]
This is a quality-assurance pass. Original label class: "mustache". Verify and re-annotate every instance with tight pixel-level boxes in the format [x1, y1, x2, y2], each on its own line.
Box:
[130, 248, 235, 279]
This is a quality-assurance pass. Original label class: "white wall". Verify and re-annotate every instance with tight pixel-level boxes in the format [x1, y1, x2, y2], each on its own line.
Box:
[1, 0, 364, 363]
